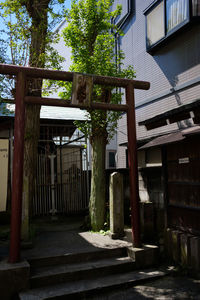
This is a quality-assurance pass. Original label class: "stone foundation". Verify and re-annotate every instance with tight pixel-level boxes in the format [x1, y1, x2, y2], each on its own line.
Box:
[0, 259, 30, 300]
[165, 228, 200, 273]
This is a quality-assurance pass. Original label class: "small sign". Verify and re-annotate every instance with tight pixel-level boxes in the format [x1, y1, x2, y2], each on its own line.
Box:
[72, 73, 93, 106]
[178, 157, 190, 164]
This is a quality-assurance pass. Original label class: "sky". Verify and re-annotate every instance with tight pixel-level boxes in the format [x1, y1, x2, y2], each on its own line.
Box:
[60, 0, 71, 10]
[0, 0, 72, 61]
[54, 0, 71, 18]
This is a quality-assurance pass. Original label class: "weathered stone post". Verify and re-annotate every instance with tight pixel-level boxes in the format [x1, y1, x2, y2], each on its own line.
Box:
[109, 172, 124, 239]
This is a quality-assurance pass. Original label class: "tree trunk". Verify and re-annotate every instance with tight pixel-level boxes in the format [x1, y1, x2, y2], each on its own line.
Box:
[21, 0, 49, 240]
[89, 134, 106, 231]
[21, 104, 40, 239]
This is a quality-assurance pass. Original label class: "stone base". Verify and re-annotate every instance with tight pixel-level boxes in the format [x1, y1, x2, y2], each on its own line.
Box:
[165, 228, 200, 273]
[127, 244, 159, 268]
[0, 259, 30, 300]
[109, 231, 125, 240]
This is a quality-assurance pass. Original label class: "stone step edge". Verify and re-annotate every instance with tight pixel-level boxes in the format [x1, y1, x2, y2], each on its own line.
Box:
[28, 247, 128, 268]
[19, 268, 168, 300]
[31, 256, 135, 279]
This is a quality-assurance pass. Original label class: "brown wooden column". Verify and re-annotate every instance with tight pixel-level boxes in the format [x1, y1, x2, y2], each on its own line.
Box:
[9, 72, 26, 263]
[126, 83, 141, 247]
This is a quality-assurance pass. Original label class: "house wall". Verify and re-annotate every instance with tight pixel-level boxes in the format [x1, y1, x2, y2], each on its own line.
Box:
[112, 0, 200, 270]
[113, 0, 200, 167]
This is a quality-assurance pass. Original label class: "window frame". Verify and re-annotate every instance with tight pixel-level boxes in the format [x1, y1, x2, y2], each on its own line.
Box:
[144, 0, 199, 53]
[106, 150, 116, 169]
[192, 0, 200, 17]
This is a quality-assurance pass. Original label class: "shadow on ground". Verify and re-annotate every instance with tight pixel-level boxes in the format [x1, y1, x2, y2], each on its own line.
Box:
[21, 216, 132, 260]
[87, 275, 200, 300]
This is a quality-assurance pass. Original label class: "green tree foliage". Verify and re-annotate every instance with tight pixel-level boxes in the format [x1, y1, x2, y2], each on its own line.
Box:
[0, 0, 66, 238]
[61, 0, 135, 231]
[0, 0, 65, 98]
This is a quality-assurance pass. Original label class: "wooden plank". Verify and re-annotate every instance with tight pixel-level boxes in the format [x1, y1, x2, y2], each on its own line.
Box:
[168, 206, 200, 234]
[167, 136, 200, 232]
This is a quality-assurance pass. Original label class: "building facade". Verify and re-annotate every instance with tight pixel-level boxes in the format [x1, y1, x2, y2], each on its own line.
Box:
[113, 0, 200, 270]
[113, 0, 200, 166]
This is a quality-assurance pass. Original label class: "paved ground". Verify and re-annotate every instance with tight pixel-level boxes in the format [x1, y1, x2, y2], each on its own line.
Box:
[1, 216, 200, 299]
[88, 275, 200, 299]
[21, 216, 132, 259]
[21, 217, 200, 299]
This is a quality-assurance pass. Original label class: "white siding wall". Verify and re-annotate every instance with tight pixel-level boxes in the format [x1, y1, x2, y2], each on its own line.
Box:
[113, 0, 200, 167]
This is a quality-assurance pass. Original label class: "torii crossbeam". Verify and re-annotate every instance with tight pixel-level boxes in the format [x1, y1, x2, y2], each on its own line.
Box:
[0, 64, 150, 263]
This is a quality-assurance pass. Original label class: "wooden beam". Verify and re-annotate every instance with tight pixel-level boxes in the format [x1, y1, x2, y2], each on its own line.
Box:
[24, 96, 129, 112]
[0, 63, 150, 90]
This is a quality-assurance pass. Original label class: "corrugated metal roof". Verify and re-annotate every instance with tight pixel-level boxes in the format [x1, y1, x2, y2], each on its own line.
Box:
[0, 103, 88, 121]
[139, 131, 185, 149]
[40, 106, 88, 121]
[139, 126, 200, 150]
[139, 99, 200, 130]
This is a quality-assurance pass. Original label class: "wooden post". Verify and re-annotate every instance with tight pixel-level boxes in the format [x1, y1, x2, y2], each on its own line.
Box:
[126, 83, 141, 248]
[0, 63, 150, 261]
[9, 72, 26, 263]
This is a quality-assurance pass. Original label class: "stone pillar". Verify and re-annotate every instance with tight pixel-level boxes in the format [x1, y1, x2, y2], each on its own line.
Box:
[140, 202, 154, 242]
[190, 236, 200, 271]
[180, 233, 190, 267]
[171, 230, 181, 262]
[0, 260, 30, 300]
[109, 172, 124, 239]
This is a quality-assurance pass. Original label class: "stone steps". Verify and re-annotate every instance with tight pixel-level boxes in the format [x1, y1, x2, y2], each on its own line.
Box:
[20, 268, 166, 300]
[28, 247, 127, 268]
[19, 245, 163, 300]
[30, 256, 135, 288]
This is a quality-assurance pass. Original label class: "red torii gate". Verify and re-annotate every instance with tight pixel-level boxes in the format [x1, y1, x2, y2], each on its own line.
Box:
[0, 64, 150, 263]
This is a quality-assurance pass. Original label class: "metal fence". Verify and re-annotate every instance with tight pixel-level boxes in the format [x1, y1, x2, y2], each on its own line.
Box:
[32, 138, 89, 216]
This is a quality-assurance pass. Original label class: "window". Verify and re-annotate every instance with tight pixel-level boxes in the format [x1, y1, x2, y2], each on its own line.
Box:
[166, 0, 187, 32]
[192, 0, 200, 16]
[144, 0, 200, 52]
[107, 150, 116, 169]
[147, 1, 165, 46]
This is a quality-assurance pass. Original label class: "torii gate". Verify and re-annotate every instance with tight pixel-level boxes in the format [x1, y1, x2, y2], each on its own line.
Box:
[0, 64, 150, 263]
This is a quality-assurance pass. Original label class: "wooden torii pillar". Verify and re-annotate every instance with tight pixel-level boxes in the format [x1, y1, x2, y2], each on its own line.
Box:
[0, 64, 150, 263]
